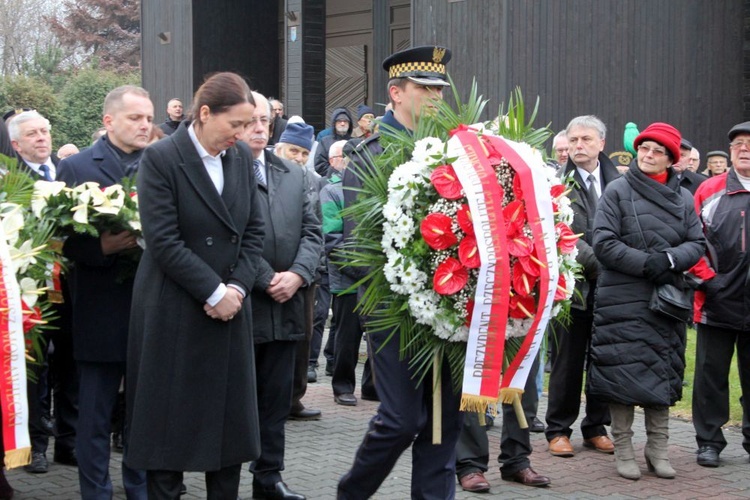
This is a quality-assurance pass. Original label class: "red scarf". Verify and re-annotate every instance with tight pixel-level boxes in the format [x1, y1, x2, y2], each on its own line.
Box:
[646, 171, 668, 184]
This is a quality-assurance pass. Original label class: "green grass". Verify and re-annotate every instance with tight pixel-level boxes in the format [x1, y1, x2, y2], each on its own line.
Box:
[543, 327, 743, 426]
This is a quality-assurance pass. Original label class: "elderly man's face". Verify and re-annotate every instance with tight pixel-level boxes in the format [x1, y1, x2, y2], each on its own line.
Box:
[730, 133, 750, 176]
[12, 117, 52, 164]
[706, 155, 728, 176]
[673, 147, 692, 173]
[279, 144, 310, 166]
[567, 126, 604, 171]
[244, 101, 271, 156]
[553, 136, 569, 165]
[167, 99, 183, 121]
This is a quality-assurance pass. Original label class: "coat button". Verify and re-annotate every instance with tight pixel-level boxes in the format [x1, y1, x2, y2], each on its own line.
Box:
[230, 235, 238, 244]
[206, 237, 213, 246]
[228, 264, 236, 273]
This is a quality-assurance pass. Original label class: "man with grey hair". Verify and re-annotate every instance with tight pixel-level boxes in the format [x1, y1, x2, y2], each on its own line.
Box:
[10, 110, 79, 475]
[57, 84, 153, 500]
[548, 130, 569, 170]
[242, 91, 321, 500]
[545, 115, 616, 458]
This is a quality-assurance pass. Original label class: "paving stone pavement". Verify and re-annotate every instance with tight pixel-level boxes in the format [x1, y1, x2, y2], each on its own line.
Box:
[6, 359, 749, 499]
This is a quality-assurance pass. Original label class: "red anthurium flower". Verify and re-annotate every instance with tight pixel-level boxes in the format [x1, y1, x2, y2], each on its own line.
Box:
[465, 299, 475, 326]
[420, 213, 458, 250]
[512, 173, 524, 200]
[459, 235, 481, 269]
[512, 260, 537, 297]
[433, 257, 469, 295]
[457, 204, 474, 235]
[507, 235, 533, 257]
[485, 141, 504, 166]
[550, 184, 566, 199]
[509, 294, 536, 319]
[21, 300, 42, 334]
[503, 200, 526, 237]
[556, 222, 578, 254]
[517, 255, 541, 277]
[430, 164, 463, 200]
[555, 274, 568, 301]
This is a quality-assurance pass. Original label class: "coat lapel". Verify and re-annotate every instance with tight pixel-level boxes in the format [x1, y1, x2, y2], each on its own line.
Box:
[220, 147, 240, 211]
[94, 140, 128, 184]
[171, 127, 237, 232]
[265, 150, 289, 202]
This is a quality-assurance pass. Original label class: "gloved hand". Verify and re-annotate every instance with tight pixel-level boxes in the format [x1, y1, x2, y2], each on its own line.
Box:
[643, 253, 671, 281]
[652, 270, 683, 288]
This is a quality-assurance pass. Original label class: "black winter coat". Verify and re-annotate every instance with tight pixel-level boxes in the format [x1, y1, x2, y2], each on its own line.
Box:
[587, 163, 705, 407]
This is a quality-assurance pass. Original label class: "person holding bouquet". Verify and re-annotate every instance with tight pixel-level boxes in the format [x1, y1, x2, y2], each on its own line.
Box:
[125, 72, 265, 499]
[588, 122, 705, 480]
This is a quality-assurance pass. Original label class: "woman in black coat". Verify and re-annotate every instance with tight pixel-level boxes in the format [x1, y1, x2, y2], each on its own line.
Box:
[125, 73, 265, 499]
[588, 123, 705, 481]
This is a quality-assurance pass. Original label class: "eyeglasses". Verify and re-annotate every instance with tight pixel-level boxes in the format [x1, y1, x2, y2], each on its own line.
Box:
[637, 145, 668, 158]
[730, 140, 750, 150]
[249, 117, 270, 126]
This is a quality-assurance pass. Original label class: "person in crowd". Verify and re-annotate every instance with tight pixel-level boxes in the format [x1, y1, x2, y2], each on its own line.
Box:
[57, 143, 80, 159]
[704, 150, 729, 177]
[588, 122, 705, 480]
[57, 85, 153, 499]
[9, 110, 78, 474]
[274, 121, 325, 419]
[323, 139, 366, 407]
[688, 147, 701, 173]
[314, 107, 353, 176]
[149, 125, 165, 144]
[243, 91, 322, 500]
[268, 99, 288, 146]
[0, 113, 14, 158]
[545, 115, 616, 458]
[672, 138, 706, 194]
[125, 71, 264, 500]
[548, 130, 569, 170]
[690, 121, 750, 468]
[337, 45, 463, 500]
[91, 127, 106, 144]
[157, 98, 184, 136]
[456, 357, 551, 492]
[351, 105, 375, 140]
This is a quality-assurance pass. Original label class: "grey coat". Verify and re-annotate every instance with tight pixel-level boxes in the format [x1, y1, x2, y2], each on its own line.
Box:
[126, 124, 265, 471]
[251, 150, 323, 344]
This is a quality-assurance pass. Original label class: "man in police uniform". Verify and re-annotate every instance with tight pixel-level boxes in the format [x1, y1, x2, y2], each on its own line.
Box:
[336, 45, 464, 500]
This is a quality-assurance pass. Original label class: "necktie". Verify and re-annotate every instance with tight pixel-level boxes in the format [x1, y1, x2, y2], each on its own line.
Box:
[586, 174, 598, 210]
[253, 159, 266, 186]
[39, 164, 52, 181]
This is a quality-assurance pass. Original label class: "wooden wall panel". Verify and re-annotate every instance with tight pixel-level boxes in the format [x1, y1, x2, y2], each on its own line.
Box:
[411, 0, 744, 157]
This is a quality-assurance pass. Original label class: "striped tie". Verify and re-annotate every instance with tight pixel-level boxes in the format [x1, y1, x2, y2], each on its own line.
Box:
[253, 159, 266, 186]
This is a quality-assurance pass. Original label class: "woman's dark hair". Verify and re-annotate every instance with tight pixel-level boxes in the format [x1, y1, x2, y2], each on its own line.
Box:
[191, 72, 254, 127]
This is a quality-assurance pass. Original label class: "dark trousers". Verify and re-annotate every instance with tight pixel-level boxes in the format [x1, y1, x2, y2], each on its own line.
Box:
[27, 342, 51, 454]
[292, 285, 316, 412]
[693, 323, 750, 453]
[331, 294, 363, 396]
[147, 465, 241, 500]
[337, 326, 463, 500]
[545, 310, 610, 441]
[250, 340, 296, 487]
[50, 329, 79, 454]
[309, 274, 331, 365]
[455, 356, 540, 478]
[77, 361, 145, 500]
[498, 357, 539, 475]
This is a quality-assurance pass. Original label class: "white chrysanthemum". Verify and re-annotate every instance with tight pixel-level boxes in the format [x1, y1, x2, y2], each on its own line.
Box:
[507, 318, 534, 338]
[411, 137, 446, 165]
[382, 202, 403, 222]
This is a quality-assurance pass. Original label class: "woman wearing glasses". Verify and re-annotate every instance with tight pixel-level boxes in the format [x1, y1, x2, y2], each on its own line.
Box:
[587, 122, 705, 480]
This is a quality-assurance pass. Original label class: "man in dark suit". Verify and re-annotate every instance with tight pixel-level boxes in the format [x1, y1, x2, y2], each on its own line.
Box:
[673, 138, 706, 195]
[545, 115, 615, 458]
[8, 110, 79, 474]
[243, 92, 322, 500]
[57, 85, 153, 500]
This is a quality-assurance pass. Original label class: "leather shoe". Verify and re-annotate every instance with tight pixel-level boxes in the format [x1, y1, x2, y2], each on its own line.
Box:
[529, 416, 545, 433]
[697, 445, 720, 467]
[24, 452, 48, 473]
[307, 366, 317, 384]
[334, 393, 358, 406]
[252, 481, 306, 500]
[583, 435, 615, 454]
[459, 471, 490, 493]
[501, 467, 550, 487]
[288, 408, 321, 421]
[53, 448, 78, 466]
[548, 435, 574, 457]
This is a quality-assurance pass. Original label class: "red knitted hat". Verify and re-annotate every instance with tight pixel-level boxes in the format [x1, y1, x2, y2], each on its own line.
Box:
[634, 122, 682, 163]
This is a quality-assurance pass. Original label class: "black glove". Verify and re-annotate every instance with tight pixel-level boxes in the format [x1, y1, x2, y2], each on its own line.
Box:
[652, 270, 683, 287]
[643, 253, 671, 281]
